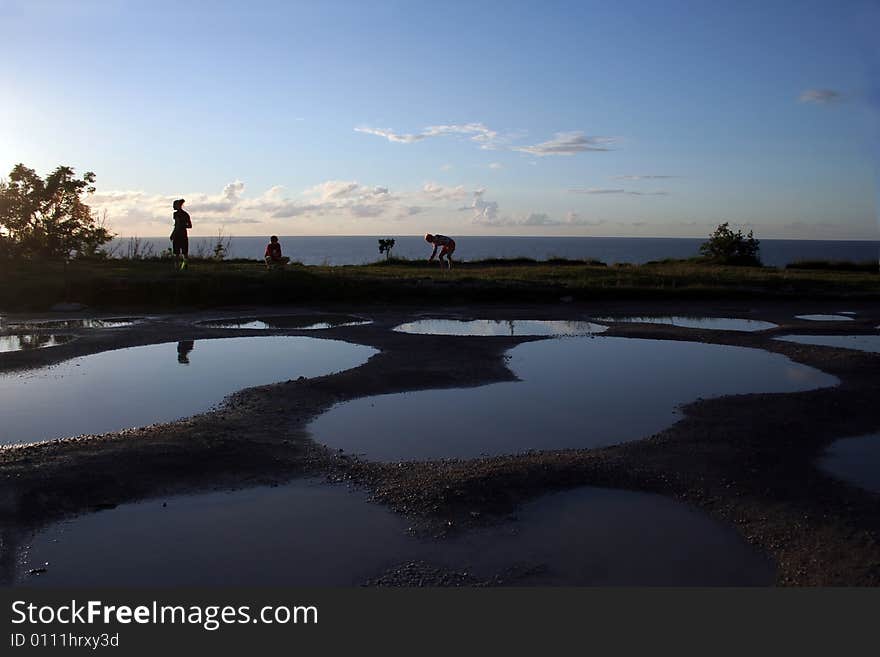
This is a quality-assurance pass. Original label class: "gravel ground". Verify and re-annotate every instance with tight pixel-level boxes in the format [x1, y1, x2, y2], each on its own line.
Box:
[1, 298, 879, 586]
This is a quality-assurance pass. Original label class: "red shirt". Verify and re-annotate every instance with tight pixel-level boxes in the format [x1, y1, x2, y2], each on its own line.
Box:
[265, 242, 282, 260]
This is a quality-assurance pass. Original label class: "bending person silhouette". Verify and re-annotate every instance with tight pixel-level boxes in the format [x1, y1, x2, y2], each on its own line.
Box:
[170, 199, 192, 270]
[425, 233, 455, 270]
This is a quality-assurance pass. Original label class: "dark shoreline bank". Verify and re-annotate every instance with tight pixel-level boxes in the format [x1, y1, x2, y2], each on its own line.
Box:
[1, 258, 878, 314]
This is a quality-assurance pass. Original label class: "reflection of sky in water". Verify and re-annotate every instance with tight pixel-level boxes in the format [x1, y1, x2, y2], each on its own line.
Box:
[6, 318, 140, 329]
[776, 334, 880, 354]
[310, 337, 837, 461]
[394, 319, 608, 336]
[794, 314, 855, 322]
[0, 334, 75, 353]
[202, 316, 370, 330]
[819, 434, 880, 494]
[595, 316, 777, 332]
[15, 481, 772, 587]
[0, 337, 376, 446]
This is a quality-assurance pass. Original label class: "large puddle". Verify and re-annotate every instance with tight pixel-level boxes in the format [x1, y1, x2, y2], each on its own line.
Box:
[5, 318, 141, 329]
[0, 334, 75, 353]
[595, 316, 777, 332]
[14, 480, 773, 586]
[776, 334, 880, 354]
[794, 314, 855, 322]
[394, 319, 608, 336]
[200, 315, 370, 330]
[818, 434, 880, 494]
[309, 337, 837, 461]
[0, 337, 377, 446]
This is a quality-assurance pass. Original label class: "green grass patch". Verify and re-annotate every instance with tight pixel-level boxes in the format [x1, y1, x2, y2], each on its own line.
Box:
[1, 256, 878, 312]
[786, 259, 879, 273]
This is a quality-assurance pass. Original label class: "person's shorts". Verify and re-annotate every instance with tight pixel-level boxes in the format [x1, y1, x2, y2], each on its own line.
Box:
[172, 233, 188, 256]
[440, 241, 456, 256]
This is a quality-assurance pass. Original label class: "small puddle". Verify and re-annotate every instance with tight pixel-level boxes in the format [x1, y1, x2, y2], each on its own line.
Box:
[775, 334, 880, 354]
[394, 319, 607, 336]
[795, 314, 855, 322]
[0, 334, 76, 353]
[309, 337, 837, 461]
[5, 318, 141, 329]
[818, 434, 880, 494]
[14, 479, 414, 587]
[595, 316, 777, 331]
[421, 487, 775, 585]
[200, 315, 370, 330]
[14, 481, 773, 586]
[0, 336, 376, 446]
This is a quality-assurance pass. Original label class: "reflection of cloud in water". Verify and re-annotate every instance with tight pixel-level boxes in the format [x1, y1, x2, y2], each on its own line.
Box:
[0, 334, 75, 353]
[794, 314, 855, 322]
[776, 334, 880, 354]
[394, 319, 607, 336]
[201, 316, 370, 330]
[0, 337, 377, 446]
[310, 337, 838, 461]
[6, 318, 140, 330]
[595, 316, 777, 332]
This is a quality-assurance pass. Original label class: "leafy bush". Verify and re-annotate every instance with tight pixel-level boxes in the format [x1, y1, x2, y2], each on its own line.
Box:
[378, 238, 396, 259]
[0, 163, 113, 259]
[699, 222, 761, 266]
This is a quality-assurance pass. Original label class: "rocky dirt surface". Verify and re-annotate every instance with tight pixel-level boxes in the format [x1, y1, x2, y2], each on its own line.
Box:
[1, 298, 879, 586]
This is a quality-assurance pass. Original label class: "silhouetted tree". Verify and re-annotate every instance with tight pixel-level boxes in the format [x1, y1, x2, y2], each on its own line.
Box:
[0, 164, 113, 259]
[699, 222, 761, 266]
[378, 238, 396, 260]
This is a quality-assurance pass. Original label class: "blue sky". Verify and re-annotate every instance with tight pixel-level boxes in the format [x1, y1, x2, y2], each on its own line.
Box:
[1, 0, 877, 238]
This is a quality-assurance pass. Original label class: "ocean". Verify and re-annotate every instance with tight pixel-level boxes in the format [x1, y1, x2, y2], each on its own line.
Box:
[108, 235, 880, 269]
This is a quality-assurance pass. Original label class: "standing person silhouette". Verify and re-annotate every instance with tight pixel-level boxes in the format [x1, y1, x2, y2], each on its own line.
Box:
[171, 199, 192, 270]
[425, 233, 455, 270]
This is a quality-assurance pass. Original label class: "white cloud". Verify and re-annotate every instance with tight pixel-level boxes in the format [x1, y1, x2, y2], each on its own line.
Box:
[520, 211, 604, 227]
[514, 132, 617, 156]
[223, 180, 245, 200]
[357, 123, 619, 158]
[423, 123, 500, 149]
[523, 213, 553, 226]
[569, 187, 669, 196]
[563, 211, 605, 226]
[440, 164, 453, 171]
[89, 178, 481, 235]
[422, 182, 469, 202]
[461, 188, 501, 224]
[611, 175, 681, 180]
[798, 89, 842, 104]
[353, 126, 426, 143]
[356, 122, 504, 150]
[488, 162, 503, 169]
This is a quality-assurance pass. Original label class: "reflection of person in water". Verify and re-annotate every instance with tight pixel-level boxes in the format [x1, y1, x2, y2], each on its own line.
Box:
[177, 340, 194, 364]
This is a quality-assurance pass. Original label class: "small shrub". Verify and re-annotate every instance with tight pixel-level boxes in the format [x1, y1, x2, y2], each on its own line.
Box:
[378, 238, 396, 260]
[699, 222, 761, 266]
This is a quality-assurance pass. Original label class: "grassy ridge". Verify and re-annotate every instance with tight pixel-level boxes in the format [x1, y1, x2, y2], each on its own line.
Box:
[0, 257, 878, 312]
